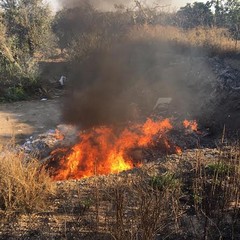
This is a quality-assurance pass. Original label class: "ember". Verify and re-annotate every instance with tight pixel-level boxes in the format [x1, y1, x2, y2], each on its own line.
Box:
[49, 118, 191, 181]
[183, 120, 198, 132]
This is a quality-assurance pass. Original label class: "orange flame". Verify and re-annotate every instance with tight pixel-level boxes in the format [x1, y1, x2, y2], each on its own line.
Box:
[183, 120, 198, 132]
[50, 118, 180, 181]
[175, 146, 182, 155]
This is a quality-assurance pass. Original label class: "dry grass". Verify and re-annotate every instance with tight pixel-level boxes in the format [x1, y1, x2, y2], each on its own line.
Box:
[192, 143, 240, 239]
[127, 25, 240, 55]
[0, 146, 56, 213]
[69, 24, 240, 66]
[0, 144, 239, 239]
[50, 143, 239, 239]
[104, 172, 182, 239]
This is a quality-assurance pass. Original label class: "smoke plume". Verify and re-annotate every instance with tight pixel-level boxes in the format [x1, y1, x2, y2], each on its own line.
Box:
[57, 0, 171, 11]
[58, 0, 221, 131]
[58, 0, 130, 10]
[62, 37, 214, 130]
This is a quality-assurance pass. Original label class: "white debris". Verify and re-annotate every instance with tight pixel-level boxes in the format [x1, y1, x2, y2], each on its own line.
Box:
[153, 97, 172, 110]
[19, 125, 78, 158]
[59, 76, 67, 86]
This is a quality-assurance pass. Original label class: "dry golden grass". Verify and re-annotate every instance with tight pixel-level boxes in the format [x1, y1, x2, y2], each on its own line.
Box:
[0, 143, 239, 238]
[0, 146, 56, 213]
[127, 25, 240, 54]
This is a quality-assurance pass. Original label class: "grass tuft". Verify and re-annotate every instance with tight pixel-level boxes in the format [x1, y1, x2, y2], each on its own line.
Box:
[0, 147, 56, 213]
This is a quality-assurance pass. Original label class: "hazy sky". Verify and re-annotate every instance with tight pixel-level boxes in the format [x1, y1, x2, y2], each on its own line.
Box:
[48, 0, 205, 12]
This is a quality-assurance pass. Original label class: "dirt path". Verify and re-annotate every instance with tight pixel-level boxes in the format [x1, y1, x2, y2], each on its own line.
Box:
[0, 99, 62, 145]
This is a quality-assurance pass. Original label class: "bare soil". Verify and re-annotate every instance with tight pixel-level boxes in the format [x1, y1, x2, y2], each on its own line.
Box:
[0, 98, 62, 145]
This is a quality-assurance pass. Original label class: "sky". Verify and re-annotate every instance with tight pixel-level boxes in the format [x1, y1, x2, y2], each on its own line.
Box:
[47, 0, 206, 12]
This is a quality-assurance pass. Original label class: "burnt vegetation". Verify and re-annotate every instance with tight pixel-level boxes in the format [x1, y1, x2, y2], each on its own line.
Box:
[0, 0, 240, 239]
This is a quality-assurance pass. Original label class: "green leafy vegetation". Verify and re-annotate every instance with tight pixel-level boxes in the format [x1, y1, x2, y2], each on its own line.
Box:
[149, 172, 180, 191]
[3, 86, 27, 101]
[0, 0, 54, 102]
[206, 162, 235, 176]
[0, 0, 239, 102]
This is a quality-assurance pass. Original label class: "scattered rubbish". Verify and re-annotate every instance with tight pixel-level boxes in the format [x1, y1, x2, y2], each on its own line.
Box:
[59, 76, 67, 86]
[153, 97, 172, 110]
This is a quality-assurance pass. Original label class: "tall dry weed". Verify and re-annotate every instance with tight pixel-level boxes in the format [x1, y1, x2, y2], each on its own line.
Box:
[127, 25, 240, 54]
[0, 148, 55, 213]
[193, 143, 240, 239]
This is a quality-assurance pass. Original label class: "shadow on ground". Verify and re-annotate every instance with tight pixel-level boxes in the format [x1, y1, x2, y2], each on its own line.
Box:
[0, 99, 61, 144]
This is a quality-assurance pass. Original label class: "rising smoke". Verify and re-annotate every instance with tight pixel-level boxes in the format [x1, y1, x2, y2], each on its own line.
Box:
[58, 0, 130, 10]
[63, 41, 167, 129]
[57, 0, 171, 11]
[62, 40, 214, 129]
[59, 0, 217, 130]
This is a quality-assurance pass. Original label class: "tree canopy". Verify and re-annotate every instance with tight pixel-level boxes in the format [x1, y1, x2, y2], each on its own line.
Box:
[176, 2, 214, 28]
[0, 0, 53, 56]
[176, 1, 239, 39]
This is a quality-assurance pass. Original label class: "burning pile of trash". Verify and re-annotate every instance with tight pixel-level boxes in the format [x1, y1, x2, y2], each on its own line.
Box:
[20, 118, 206, 181]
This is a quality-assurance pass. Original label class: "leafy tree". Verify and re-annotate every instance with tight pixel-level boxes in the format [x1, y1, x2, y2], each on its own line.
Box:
[52, 2, 131, 55]
[0, 12, 22, 82]
[52, 1, 96, 53]
[0, 0, 54, 57]
[210, 0, 239, 40]
[211, 0, 226, 26]
[224, 0, 240, 41]
[210, 1, 239, 25]
[176, 2, 214, 28]
[0, 0, 55, 101]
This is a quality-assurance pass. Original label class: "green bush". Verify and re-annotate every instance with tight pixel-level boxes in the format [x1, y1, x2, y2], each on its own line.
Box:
[206, 162, 234, 176]
[4, 86, 27, 101]
[149, 172, 180, 191]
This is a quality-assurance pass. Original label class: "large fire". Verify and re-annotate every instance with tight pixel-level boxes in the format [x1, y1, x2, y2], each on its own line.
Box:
[49, 118, 195, 181]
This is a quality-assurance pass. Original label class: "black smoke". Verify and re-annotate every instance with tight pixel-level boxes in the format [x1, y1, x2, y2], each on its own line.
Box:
[57, 0, 235, 133]
[62, 38, 210, 129]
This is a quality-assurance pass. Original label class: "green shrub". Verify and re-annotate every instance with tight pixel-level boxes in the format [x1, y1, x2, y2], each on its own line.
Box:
[206, 162, 234, 176]
[3, 86, 27, 101]
[149, 172, 180, 191]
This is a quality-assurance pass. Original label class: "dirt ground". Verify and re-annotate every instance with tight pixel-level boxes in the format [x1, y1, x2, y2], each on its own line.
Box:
[0, 98, 62, 145]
